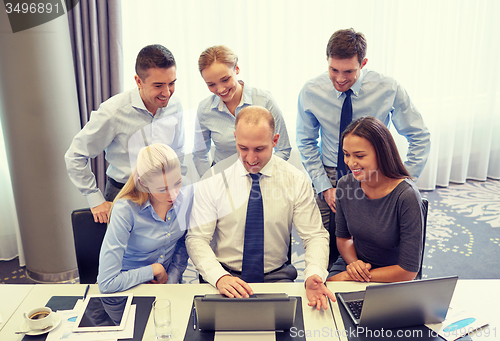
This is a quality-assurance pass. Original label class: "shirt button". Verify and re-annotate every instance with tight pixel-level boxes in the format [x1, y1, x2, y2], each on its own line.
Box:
[160, 255, 163, 258]
[167, 233, 171, 237]
[167, 217, 171, 220]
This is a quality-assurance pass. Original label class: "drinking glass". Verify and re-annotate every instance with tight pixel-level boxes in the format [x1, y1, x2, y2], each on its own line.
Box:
[153, 299, 172, 339]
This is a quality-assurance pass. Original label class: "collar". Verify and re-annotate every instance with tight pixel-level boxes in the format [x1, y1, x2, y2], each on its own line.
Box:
[131, 87, 149, 112]
[140, 197, 153, 212]
[131, 87, 169, 117]
[335, 68, 364, 99]
[212, 81, 248, 112]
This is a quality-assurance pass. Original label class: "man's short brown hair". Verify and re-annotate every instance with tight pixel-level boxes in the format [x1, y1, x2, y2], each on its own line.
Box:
[135, 44, 176, 80]
[326, 28, 367, 65]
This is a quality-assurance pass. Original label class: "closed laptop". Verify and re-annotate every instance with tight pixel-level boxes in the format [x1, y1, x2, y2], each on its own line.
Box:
[194, 293, 297, 331]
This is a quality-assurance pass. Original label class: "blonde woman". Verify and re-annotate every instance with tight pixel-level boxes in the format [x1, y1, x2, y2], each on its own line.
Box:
[98, 143, 192, 293]
[192, 45, 291, 177]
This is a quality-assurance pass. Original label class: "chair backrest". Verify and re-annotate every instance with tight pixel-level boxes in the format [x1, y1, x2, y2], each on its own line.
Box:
[416, 198, 429, 280]
[71, 208, 107, 284]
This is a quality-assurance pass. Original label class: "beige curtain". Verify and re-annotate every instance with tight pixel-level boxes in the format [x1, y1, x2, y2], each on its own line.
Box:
[67, 0, 124, 193]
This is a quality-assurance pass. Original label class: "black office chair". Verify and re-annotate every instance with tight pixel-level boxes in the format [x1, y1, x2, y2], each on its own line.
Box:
[71, 208, 107, 284]
[416, 198, 429, 280]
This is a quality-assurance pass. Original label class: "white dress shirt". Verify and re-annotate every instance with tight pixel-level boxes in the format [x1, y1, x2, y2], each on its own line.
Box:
[186, 155, 329, 287]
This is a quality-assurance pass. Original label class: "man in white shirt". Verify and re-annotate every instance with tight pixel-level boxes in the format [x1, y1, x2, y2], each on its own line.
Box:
[186, 106, 334, 310]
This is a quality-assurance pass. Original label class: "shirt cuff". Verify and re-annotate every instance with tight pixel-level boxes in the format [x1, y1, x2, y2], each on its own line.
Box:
[140, 265, 155, 283]
[304, 266, 328, 283]
[312, 174, 334, 194]
[86, 190, 106, 208]
[207, 268, 231, 288]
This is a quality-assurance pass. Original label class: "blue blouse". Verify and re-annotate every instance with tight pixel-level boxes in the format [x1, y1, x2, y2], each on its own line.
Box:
[192, 82, 292, 177]
[97, 182, 193, 293]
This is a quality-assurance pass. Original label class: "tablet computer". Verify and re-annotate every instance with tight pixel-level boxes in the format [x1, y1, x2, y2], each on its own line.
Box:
[194, 293, 297, 331]
[73, 293, 133, 332]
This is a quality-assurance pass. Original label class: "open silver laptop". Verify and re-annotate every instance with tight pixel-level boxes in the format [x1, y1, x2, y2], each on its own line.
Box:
[337, 276, 458, 330]
[194, 293, 297, 331]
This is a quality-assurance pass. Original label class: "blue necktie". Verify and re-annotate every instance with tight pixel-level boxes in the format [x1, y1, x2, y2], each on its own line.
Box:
[337, 89, 353, 179]
[241, 173, 264, 283]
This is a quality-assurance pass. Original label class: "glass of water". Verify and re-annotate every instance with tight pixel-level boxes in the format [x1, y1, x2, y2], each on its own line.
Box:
[153, 299, 172, 339]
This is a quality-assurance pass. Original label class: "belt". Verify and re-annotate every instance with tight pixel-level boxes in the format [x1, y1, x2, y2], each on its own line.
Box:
[107, 177, 125, 189]
[221, 263, 285, 276]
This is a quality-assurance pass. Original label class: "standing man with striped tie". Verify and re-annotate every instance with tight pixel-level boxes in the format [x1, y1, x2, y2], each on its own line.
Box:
[296, 28, 431, 271]
[187, 106, 334, 310]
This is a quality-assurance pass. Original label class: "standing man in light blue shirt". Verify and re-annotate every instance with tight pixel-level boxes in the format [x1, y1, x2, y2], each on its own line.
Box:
[296, 28, 430, 269]
[65, 45, 185, 224]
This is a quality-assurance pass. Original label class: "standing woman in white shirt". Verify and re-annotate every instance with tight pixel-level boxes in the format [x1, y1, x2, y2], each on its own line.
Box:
[97, 143, 192, 293]
[192, 45, 292, 177]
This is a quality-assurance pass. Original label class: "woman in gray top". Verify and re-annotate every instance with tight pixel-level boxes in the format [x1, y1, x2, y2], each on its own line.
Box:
[327, 116, 424, 283]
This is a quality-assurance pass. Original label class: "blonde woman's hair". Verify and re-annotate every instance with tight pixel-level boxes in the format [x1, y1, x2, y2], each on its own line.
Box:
[198, 45, 238, 73]
[113, 143, 181, 207]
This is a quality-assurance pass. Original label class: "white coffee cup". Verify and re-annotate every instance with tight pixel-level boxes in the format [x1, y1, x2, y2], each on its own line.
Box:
[24, 307, 54, 331]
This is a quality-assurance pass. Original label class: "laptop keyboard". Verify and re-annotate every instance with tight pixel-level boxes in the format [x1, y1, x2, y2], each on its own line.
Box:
[346, 300, 364, 319]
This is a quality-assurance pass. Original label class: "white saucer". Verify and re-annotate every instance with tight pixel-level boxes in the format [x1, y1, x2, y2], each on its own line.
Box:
[20, 312, 61, 336]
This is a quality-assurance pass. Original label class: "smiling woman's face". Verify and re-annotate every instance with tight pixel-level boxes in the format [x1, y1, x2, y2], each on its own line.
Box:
[342, 133, 379, 182]
[201, 62, 241, 104]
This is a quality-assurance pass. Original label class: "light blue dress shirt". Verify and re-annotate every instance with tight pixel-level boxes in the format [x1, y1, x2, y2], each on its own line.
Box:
[297, 70, 430, 194]
[97, 181, 193, 293]
[192, 82, 292, 177]
[65, 88, 185, 208]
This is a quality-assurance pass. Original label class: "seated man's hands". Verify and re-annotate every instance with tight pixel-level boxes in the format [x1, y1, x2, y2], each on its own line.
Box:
[305, 274, 336, 310]
[150, 263, 168, 284]
[216, 275, 254, 298]
[91, 201, 112, 223]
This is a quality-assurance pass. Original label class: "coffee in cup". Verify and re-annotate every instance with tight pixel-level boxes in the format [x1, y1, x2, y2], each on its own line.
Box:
[24, 307, 53, 330]
[29, 311, 50, 320]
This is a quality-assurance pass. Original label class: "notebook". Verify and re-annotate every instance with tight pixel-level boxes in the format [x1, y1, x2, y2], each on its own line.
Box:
[337, 276, 458, 330]
[193, 293, 297, 331]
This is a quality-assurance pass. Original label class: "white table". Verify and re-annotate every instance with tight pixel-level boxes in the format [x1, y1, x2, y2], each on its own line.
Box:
[326, 279, 500, 341]
[0, 282, 338, 341]
[2, 280, 497, 340]
[0, 284, 34, 332]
